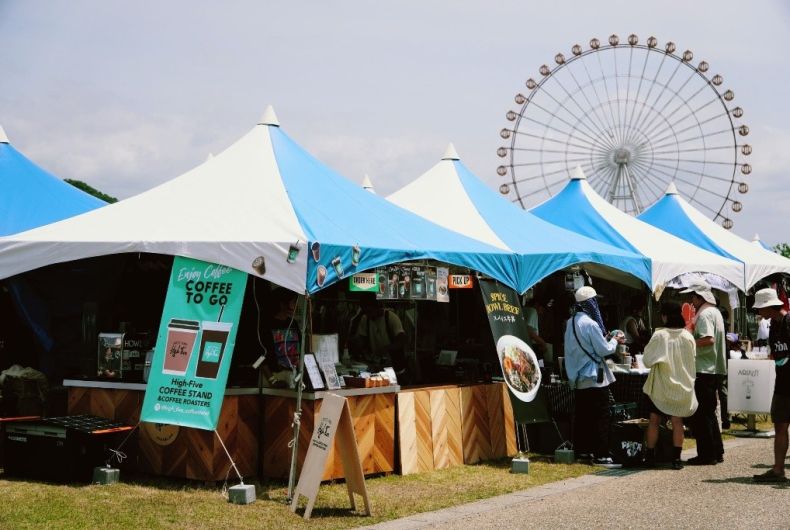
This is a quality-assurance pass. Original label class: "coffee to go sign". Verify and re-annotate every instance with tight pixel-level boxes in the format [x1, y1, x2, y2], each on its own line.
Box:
[448, 274, 474, 289]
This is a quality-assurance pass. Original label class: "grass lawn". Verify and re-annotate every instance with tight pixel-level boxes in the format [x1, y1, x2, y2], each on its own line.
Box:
[0, 455, 594, 530]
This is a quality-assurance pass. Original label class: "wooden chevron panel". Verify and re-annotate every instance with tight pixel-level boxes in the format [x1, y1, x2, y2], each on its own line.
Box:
[373, 393, 395, 473]
[430, 389, 449, 469]
[460, 385, 493, 464]
[500, 383, 517, 455]
[486, 383, 507, 458]
[413, 390, 434, 472]
[396, 392, 418, 475]
[396, 390, 433, 475]
[67, 387, 91, 414]
[443, 387, 463, 467]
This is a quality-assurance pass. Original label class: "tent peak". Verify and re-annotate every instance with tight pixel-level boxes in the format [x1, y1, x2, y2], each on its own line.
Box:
[206, 153, 214, 161]
[442, 143, 460, 161]
[570, 165, 586, 180]
[258, 106, 280, 127]
[362, 174, 376, 194]
[665, 182, 678, 195]
[0, 125, 8, 144]
[753, 233, 761, 242]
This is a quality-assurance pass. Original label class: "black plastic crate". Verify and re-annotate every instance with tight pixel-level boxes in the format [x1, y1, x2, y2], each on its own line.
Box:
[3, 415, 134, 482]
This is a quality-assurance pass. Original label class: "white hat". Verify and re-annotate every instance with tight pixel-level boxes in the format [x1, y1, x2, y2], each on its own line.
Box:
[752, 288, 783, 309]
[680, 281, 716, 305]
[575, 286, 597, 302]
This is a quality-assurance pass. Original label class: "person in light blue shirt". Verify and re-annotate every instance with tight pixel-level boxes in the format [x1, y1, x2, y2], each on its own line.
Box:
[564, 286, 623, 468]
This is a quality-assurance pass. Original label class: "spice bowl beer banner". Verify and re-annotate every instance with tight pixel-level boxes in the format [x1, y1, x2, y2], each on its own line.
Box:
[141, 256, 248, 430]
[479, 278, 541, 402]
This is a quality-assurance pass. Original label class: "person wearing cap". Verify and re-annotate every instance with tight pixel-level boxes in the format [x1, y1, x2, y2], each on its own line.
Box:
[680, 281, 726, 465]
[751, 288, 790, 483]
[564, 285, 624, 468]
[619, 294, 650, 356]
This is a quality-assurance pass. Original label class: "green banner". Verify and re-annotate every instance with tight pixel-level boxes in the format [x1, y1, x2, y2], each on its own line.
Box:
[478, 278, 542, 403]
[141, 256, 248, 430]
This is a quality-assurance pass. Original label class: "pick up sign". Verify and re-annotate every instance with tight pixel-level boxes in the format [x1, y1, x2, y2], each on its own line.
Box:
[448, 274, 474, 289]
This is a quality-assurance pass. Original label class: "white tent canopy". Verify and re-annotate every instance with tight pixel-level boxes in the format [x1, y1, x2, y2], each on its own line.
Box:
[639, 184, 790, 290]
[530, 167, 745, 296]
[387, 146, 653, 293]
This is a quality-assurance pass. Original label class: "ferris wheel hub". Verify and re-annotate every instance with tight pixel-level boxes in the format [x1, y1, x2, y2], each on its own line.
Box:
[613, 147, 631, 164]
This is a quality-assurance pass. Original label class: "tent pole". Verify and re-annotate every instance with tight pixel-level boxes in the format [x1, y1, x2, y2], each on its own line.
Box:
[287, 293, 310, 501]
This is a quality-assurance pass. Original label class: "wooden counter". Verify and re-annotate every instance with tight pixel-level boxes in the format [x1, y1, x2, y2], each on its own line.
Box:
[260, 386, 399, 481]
[63, 380, 258, 482]
[397, 382, 516, 475]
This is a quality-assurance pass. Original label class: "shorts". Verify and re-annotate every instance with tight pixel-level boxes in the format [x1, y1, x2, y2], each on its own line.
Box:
[644, 394, 664, 417]
[771, 393, 790, 424]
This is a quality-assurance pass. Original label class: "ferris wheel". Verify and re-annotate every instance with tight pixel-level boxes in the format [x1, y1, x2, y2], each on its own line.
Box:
[497, 34, 751, 229]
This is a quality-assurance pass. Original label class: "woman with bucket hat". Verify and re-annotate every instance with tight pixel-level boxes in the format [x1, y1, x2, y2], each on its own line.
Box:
[751, 288, 790, 483]
[564, 286, 624, 468]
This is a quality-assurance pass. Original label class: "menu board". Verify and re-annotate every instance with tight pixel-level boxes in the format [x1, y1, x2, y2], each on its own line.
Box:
[303, 354, 326, 390]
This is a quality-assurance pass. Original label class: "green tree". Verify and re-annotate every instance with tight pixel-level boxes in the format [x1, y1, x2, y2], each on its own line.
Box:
[64, 179, 118, 204]
[773, 243, 790, 258]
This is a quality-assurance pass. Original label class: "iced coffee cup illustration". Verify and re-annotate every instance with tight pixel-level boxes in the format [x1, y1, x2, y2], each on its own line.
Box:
[351, 245, 361, 266]
[311, 242, 321, 262]
[316, 265, 328, 287]
[163, 319, 200, 375]
[331, 256, 345, 278]
[195, 321, 233, 379]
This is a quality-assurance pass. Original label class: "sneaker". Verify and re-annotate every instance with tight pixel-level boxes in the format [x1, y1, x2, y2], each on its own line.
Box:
[592, 457, 622, 469]
[753, 469, 788, 483]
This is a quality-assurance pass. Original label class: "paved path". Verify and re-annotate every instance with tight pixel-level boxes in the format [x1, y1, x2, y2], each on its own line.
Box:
[363, 437, 788, 529]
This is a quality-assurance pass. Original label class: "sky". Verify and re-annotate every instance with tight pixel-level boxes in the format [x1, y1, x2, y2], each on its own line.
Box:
[1, 0, 789, 245]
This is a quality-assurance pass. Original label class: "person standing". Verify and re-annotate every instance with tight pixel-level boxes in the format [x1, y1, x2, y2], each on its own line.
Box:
[641, 302, 698, 470]
[681, 281, 726, 465]
[564, 286, 623, 468]
[348, 293, 406, 373]
[751, 288, 790, 483]
[620, 294, 650, 356]
[523, 293, 552, 359]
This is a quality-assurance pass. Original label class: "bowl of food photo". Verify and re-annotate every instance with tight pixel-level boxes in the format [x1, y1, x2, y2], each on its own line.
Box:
[496, 334, 541, 402]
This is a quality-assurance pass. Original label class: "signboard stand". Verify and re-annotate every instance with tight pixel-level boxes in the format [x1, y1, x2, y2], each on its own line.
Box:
[290, 393, 371, 520]
[727, 359, 776, 438]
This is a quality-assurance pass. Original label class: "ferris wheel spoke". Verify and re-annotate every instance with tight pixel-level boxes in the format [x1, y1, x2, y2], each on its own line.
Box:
[645, 95, 720, 145]
[596, 50, 623, 144]
[629, 165, 666, 205]
[526, 99, 607, 149]
[643, 67, 699, 132]
[611, 47, 625, 145]
[632, 58, 683, 138]
[629, 158, 675, 198]
[651, 115, 730, 149]
[649, 126, 733, 153]
[627, 51, 668, 147]
[649, 160, 735, 187]
[652, 144, 734, 156]
[513, 130, 602, 153]
[565, 63, 619, 149]
[512, 164, 581, 185]
[578, 57, 621, 142]
[541, 72, 617, 150]
[512, 147, 596, 157]
[651, 156, 733, 167]
[512, 156, 591, 168]
[622, 49, 654, 147]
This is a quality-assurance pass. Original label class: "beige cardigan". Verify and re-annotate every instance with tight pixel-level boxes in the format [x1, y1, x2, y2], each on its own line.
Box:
[642, 327, 698, 417]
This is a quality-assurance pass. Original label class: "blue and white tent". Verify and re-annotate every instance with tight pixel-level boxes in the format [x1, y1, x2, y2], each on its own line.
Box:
[529, 167, 745, 296]
[0, 108, 520, 294]
[638, 184, 790, 290]
[386, 145, 651, 292]
[752, 233, 774, 252]
[0, 125, 105, 235]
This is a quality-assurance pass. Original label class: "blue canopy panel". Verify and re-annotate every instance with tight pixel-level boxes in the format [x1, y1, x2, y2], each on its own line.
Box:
[638, 193, 740, 261]
[452, 161, 651, 291]
[0, 143, 105, 235]
[530, 178, 642, 256]
[268, 127, 520, 293]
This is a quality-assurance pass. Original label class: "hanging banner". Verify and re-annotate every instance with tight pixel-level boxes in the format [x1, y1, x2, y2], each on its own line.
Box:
[478, 278, 541, 402]
[349, 272, 378, 292]
[141, 256, 248, 430]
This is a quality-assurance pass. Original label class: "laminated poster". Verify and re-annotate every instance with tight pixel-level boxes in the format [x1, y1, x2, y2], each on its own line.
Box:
[141, 256, 248, 430]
